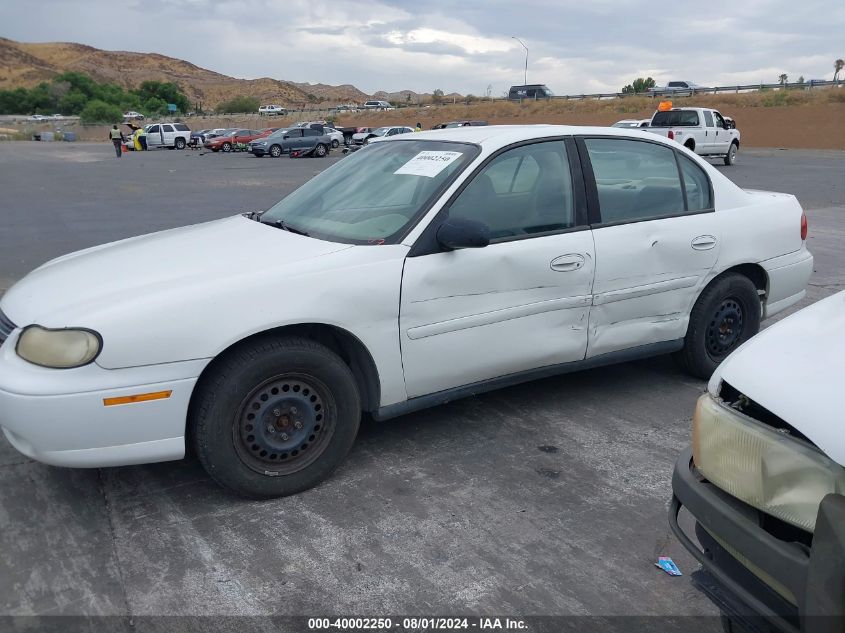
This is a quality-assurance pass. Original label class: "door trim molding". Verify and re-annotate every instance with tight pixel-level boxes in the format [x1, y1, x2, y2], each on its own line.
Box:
[374, 339, 683, 420]
[592, 275, 698, 305]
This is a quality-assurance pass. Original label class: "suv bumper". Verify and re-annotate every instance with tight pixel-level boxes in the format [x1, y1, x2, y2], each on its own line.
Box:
[670, 448, 845, 633]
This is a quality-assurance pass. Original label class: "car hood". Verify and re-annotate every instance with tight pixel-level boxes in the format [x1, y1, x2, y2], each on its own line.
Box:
[1, 215, 351, 328]
[710, 291, 845, 465]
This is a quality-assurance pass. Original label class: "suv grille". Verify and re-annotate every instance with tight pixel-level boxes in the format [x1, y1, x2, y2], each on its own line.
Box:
[0, 309, 15, 348]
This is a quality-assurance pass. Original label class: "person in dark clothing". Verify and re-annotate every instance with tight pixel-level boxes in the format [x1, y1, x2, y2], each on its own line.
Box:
[108, 125, 125, 158]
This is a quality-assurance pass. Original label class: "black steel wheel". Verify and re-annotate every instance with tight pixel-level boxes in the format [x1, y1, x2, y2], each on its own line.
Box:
[677, 273, 761, 379]
[191, 336, 361, 498]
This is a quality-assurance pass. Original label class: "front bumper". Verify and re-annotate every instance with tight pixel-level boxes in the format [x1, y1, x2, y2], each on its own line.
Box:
[249, 146, 269, 156]
[0, 329, 205, 468]
[670, 448, 845, 633]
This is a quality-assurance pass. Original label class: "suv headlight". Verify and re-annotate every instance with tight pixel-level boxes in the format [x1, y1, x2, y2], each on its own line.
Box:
[16, 325, 102, 368]
[693, 392, 845, 532]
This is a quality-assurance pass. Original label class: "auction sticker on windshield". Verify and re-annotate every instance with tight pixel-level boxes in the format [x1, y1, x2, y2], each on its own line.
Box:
[394, 151, 463, 177]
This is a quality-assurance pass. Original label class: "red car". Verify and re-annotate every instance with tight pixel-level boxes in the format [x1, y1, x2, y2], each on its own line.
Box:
[204, 129, 270, 152]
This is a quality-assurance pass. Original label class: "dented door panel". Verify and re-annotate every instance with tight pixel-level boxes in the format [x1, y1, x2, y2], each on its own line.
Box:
[400, 231, 596, 397]
[588, 215, 720, 357]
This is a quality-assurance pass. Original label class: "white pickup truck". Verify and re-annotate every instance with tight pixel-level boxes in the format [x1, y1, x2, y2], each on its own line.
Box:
[648, 107, 740, 165]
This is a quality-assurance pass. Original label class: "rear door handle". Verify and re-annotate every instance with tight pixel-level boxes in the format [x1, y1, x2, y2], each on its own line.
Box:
[691, 235, 717, 250]
[550, 254, 585, 272]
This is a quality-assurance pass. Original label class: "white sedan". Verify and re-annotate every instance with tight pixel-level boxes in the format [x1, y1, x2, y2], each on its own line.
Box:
[0, 125, 813, 498]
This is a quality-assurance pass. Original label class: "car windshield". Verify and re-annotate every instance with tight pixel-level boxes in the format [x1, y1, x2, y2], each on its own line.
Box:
[266, 129, 290, 138]
[261, 140, 478, 244]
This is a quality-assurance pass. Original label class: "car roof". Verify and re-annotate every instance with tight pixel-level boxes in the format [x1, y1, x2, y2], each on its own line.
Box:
[391, 124, 676, 151]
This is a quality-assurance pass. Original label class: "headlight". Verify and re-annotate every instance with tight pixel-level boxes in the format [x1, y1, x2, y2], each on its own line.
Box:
[693, 392, 845, 532]
[16, 325, 102, 368]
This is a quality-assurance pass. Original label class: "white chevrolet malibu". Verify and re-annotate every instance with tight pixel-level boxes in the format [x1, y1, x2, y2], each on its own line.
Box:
[0, 126, 813, 498]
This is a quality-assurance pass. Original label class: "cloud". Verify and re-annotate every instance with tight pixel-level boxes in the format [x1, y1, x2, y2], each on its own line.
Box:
[1, 0, 843, 95]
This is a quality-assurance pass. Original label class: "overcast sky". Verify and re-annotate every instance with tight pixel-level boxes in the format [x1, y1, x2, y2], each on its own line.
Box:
[3, 0, 843, 95]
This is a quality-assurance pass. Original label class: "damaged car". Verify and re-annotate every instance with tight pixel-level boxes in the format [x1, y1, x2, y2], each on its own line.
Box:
[0, 125, 812, 498]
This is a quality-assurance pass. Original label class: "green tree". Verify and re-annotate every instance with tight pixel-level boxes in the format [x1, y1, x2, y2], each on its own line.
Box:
[142, 96, 168, 116]
[59, 90, 89, 115]
[136, 81, 189, 113]
[797, 76, 805, 85]
[778, 73, 788, 85]
[79, 99, 124, 124]
[835, 59, 844, 81]
[217, 95, 260, 113]
[432, 88, 444, 104]
[622, 77, 655, 94]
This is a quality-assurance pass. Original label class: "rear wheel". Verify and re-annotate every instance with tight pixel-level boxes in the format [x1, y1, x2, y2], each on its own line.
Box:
[314, 143, 328, 157]
[175, 137, 186, 150]
[677, 273, 761, 379]
[724, 142, 738, 166]
[190, 337, 361, 498]
[270, 144, 282, 158]
[222, 142, 232, 152]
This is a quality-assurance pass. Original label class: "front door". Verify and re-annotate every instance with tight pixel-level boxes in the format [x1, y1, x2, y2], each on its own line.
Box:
[711, 111, 731, 154]
[146, 124, 161, 147]
[578, 136, 720, 358]
[400, 139, 596, 398]
[160, 124, 175, 147]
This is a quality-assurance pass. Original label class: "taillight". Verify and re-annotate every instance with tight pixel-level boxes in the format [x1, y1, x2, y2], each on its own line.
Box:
[800, 212, 808, 241]
[668, 130, 675, 140]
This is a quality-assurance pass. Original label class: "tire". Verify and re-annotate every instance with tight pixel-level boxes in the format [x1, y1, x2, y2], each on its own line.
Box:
[331, 139, 339, 148]
[222, 142, 232, 152]
[269, 144, 282, 158]
[314, 143, 327, 157]
[190, 336, 361, 498]
[175, 137, 186, 150]
[724, 142, 738, 166]
[677, 273, 761, 379]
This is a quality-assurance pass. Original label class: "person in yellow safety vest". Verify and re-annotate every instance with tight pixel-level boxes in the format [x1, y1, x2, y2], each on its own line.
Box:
[136, 125, 147, 151]
[415, 122, 422, 132]
[108, 125, 125, 158]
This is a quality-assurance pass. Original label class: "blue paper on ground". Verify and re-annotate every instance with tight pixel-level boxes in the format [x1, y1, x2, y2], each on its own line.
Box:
[655, 556, 682, 576]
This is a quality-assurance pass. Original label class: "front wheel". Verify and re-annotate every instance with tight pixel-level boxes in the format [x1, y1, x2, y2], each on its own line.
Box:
[314, 143, 327, 157]
[190, 337, 361, 498]
[270, 144, 282, 158]
[724, 142, 738, 166]
[676, 273, 761, 379]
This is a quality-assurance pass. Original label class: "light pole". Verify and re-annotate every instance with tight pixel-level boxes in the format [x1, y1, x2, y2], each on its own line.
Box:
[512, 36, 527, 85]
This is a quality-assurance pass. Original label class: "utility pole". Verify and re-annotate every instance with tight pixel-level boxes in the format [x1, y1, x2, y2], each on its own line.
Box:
[511, 36, 528, 85]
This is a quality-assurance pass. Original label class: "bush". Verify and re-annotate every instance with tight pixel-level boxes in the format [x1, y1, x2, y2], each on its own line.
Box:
[79, 99, 124, 124]
[217, 96, 260, 114]
[828, 89, 845, 103]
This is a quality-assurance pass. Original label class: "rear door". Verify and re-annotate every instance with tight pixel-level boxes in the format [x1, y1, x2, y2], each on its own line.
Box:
[578, 136, 720, 358]
[701, 110, 716, 153]
[160, 124, 175, 146]
[400, 138, 596, 397]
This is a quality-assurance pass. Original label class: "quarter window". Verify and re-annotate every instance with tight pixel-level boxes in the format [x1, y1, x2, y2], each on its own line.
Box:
[584, 138, 685, 223]
[679, 155, 713, 211]
[449, 141, 575, 239]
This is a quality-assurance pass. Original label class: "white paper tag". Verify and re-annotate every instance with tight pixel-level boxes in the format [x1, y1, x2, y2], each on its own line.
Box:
[394, 151, 463, 178]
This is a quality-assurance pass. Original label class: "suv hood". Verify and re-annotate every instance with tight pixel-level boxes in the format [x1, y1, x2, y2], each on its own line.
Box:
[1, 215, 350, 328]
[710, 291, 845, 465]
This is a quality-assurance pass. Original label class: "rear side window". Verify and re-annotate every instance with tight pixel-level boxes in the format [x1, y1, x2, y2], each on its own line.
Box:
[678, 155, 712, 211]
[174, 124, 189, 131]
[304, 129, 319, 137]
[584, 138, 685, 223]
[162, 124, 174, 132]
[703, 111, 714, 127]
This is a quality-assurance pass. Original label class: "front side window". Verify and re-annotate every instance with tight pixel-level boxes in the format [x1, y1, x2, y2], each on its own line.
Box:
[713, 112, 726, 129]
[584, 138, 685, 223]
[147, 125, 159, 133]
[449, 141, 575, 239]
[261, 140, 477, 244]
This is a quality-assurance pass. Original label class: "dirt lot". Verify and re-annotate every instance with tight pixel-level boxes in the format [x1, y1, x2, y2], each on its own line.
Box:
[7, 89, 845, 149]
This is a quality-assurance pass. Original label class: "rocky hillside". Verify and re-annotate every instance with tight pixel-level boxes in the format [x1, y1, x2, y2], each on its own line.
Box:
[0, 38, 380, 107]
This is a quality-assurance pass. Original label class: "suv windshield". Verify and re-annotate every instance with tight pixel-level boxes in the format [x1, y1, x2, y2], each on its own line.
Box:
[261, 140, 478, 244]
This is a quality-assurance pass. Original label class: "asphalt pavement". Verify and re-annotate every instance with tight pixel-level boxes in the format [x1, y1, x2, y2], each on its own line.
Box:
[0, 142, 842, 626]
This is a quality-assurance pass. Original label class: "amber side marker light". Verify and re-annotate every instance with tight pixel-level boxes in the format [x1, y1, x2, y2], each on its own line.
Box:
[103, 390, 173, 407]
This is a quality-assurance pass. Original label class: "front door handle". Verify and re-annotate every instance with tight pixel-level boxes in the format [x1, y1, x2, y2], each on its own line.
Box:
[691, 235, 717, 250]
[550, 254, 585, 272]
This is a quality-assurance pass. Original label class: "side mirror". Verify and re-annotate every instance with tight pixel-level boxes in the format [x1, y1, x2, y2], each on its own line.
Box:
[436, 217, 490, 251]
[283, 135, 289, 139]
